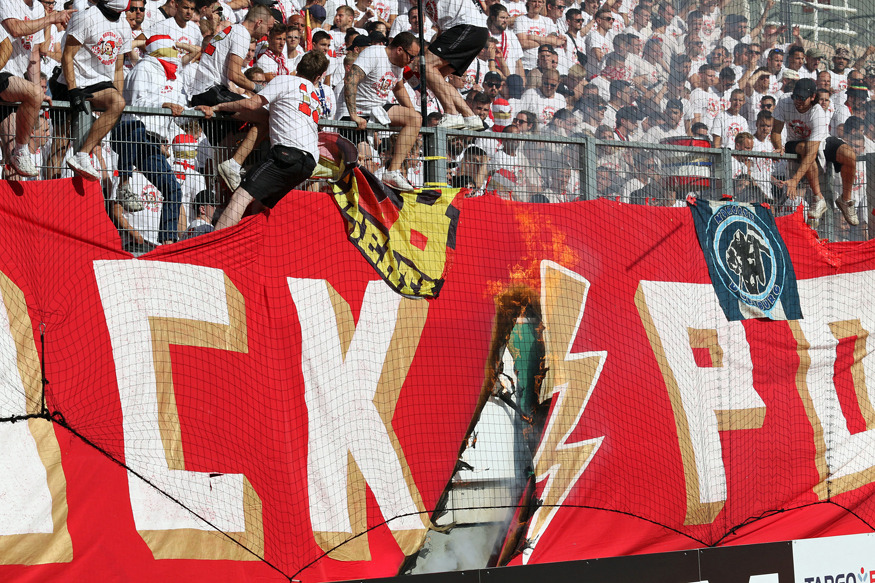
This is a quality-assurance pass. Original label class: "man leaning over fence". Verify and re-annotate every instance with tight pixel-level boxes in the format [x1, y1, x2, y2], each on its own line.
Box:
[196, 51, 329, 230]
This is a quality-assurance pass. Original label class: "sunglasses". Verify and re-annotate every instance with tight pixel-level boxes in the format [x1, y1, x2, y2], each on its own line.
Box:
[485, 81, 501, 87]
[600, 16, 614, 21]
[513, 118, 530, 124]
[128, 6, 145, 11]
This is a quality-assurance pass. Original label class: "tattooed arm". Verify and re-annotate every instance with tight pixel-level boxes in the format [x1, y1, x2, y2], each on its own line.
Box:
[344, 63, 368, 130]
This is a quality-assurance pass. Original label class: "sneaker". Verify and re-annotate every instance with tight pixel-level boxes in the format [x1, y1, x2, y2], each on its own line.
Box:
[437, 113, 465, 129]
[463, 115, 486, 131]
[9, 148, 38, 177]
[835, 196, 859, 226]
[218, 159, 242, 191]
[66, 151, 100, 181]
[809, 198, 827, 220]
[382, 169, 414, 192]
[116, 181, 144, 213]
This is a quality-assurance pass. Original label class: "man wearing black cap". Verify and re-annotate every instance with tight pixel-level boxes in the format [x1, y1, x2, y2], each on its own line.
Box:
[772, 77, 860, 226]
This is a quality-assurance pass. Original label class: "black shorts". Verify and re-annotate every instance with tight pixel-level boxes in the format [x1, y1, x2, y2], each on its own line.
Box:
[428, 25, 490, 76]
[0, 73, 13, 125]
[786, 137, 845, 172]
[190, 85, 246, 107]
[49, 80, 116, 102]
[240, 145, 316, 208]
[339, 103, 394, 145]
[824, 136, 844, 172]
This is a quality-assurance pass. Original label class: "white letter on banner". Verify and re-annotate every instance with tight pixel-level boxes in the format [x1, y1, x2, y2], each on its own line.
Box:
[0, 271, 72, 563]
[289, 278, 427, 560]
[94, 260, 262, 560]
[637, 281, 765, 525]
[792, 271, 875, 499]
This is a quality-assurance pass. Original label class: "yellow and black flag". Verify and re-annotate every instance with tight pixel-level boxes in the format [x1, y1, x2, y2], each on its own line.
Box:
[316, 133, 461, 299]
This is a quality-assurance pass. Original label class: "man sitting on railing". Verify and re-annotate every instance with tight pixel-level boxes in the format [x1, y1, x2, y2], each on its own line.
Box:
[772, 78, 859, 227]
[196, 51, 329, 229]
[52, 0, 129, 180]
[0, 26, 47, 178]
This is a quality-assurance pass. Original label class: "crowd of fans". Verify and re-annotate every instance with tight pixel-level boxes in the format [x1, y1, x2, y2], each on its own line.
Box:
[1, 0, 874, 250]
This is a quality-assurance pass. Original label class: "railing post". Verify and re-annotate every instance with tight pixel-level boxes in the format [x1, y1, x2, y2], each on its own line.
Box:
[424, 126, 448, 186]
[719, 146, 732, 199]
[583, 135, 598, 200]
[71, 103, 93, 152]
[866, 154, 875, 239]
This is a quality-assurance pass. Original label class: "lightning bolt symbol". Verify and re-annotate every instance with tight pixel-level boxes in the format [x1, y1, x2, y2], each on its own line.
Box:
[524, 261, 607, 564]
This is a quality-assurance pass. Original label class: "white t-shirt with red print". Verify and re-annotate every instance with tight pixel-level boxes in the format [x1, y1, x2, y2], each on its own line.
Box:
[259, 75, 321, 159]
[0, 0, 46, 77]
[346, 44, 403, 115]
[59, 5, 131, 86]
[773, 96, 828, 143]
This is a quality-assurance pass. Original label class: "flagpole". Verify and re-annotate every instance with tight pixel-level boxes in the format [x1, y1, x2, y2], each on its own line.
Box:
[416, 0, 427, 124]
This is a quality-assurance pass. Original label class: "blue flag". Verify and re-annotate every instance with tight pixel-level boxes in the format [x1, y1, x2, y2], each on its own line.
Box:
[688, 200, 802, 321]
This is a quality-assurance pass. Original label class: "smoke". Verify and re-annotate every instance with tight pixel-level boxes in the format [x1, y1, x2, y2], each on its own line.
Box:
[408, 522, 508, 575]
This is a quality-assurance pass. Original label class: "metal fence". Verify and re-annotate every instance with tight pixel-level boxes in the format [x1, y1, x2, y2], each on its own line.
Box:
[2, 102, 873, 249]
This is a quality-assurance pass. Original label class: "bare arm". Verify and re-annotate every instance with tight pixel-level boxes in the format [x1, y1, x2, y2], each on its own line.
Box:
[344, 63, 366, 126]
[392, 80, 414, 109]
[61, 36, 82, 88]
[749, 0, 774, 40]
[853, 46, 875, 70]
[2, 10, 73, 38]
[770, 122, 784, 151]
[788, 140, 819, 184]
[114, 54, 125, 93]
[0, 38, 10, 70]
[195, 93, 267, 117]
[226, 53, 253, 91]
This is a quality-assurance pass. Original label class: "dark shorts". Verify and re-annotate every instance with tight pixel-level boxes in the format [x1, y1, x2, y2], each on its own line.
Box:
[428, 25, 490, 77]
[49, 80, 116, 102]
[0, 73, 13, 125]
[339, 103, 394, 145]
[190, 85, 246, 107]
[786, 136, 845, 172]
[240, 145, 316, 208]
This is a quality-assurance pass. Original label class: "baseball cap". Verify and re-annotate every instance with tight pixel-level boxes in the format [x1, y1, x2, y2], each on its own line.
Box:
[350, 35, 373, 49]
[781, 69, 799, 81]
[305, 4, 326, 21]
[724, 14, 747, 25]
[484, 71, 503, 85]
[791, 78, 817, 100]
[806, 47, 826, 59]
[834, 47, 851, 59]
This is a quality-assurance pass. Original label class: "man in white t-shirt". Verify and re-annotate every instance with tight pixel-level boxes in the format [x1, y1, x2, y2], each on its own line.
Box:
[341, 32, 421, 191]
[190, 4, 275, 106]
[514, 0, 562, 71]
[53, 0, 131, 181]
[584, 9, 614, 77]
[711, 89, 746, 148]
[1, 0, 72, 79]
[772, 78, 859, 226]
[488, 3, 524, 78]
[519, 69, 566, 124]
[0, 25, 45, 177]
[423, 0, 491, 130]
[147, 0, 202, 92]
[255, 22, 291, 80]
[196, 51, 329, 229]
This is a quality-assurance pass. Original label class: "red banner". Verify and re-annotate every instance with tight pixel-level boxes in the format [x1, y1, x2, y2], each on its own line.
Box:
[0, 179, 874, 581]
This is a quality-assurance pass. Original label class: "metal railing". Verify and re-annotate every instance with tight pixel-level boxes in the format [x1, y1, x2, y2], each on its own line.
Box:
[2, 102, 873, 250]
